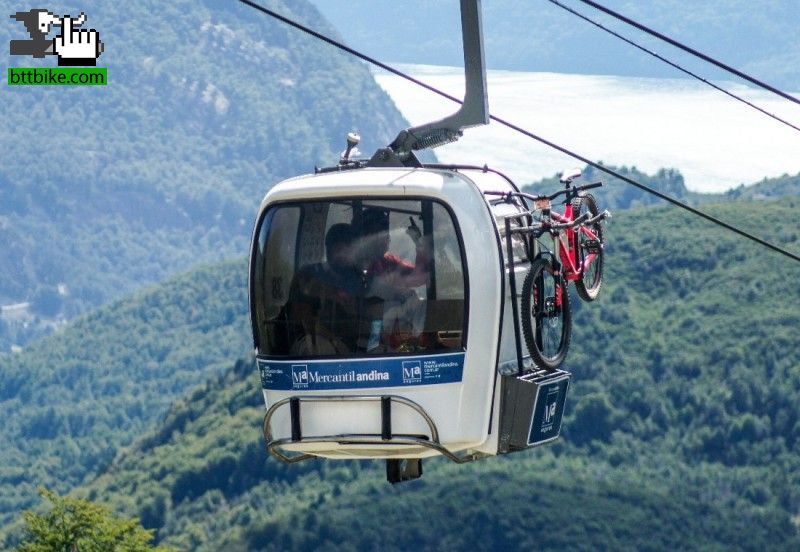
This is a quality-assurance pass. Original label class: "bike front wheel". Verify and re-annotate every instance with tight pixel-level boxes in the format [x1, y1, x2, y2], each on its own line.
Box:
[572, 193, 604, 302]
[521, 257, 572, 371]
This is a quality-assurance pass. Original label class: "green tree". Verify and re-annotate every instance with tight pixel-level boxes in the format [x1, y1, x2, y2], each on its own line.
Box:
[16, 488, 174, 552]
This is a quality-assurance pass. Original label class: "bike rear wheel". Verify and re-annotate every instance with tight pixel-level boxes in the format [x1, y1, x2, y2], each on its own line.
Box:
[521, 257, 572, 371]
[573, 193, 604, 302]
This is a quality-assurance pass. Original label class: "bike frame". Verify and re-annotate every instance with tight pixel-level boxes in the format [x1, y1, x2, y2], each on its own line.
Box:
[547, 202, 600, 282]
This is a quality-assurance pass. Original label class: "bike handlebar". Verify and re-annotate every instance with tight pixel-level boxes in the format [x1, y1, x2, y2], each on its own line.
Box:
[544, 181, 603, 201]
[483, 181, 603, 204]
[487, 182, 611, 237]
[578, 181, 603, 192]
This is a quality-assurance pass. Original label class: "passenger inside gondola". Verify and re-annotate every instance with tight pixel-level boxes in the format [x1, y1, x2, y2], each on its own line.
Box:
[287, 223, 361, 355]
[357, 208, 429, 353]
[358, 207, 429, 292]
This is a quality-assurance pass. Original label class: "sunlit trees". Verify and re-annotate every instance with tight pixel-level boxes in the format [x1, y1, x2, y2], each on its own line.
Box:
[16, 488, 175, 552]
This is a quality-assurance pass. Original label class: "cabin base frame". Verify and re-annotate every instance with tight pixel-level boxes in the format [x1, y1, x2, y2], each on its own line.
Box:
[262, 371, 570, 483]
[263, 394, 485, 466]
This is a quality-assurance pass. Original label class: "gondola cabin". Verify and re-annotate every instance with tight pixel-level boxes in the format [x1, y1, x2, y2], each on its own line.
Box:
[250, 166, 571, 482]
[249, 0, 574, 482]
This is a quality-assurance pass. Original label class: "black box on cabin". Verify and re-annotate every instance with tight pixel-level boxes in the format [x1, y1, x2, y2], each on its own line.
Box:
[498, 369, 570, 453]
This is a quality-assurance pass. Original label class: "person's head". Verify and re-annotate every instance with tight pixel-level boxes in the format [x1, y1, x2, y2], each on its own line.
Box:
[325, 223, 355, 272]
[361, 208, 390, 259]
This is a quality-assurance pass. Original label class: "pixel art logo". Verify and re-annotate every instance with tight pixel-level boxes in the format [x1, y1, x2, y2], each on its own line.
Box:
[10, 9, 103, 66]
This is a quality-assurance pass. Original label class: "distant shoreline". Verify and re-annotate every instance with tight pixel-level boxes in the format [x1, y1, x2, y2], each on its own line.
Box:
[373, 64, 800, 192]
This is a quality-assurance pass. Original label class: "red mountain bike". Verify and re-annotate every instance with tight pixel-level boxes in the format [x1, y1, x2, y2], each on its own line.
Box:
[519, 169, 611, 370]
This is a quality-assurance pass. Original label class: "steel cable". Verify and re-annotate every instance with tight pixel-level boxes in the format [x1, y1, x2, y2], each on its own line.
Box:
[235, 0, 800, 264]
[546, 0, 800, 134]
[576, 0, 800, 107]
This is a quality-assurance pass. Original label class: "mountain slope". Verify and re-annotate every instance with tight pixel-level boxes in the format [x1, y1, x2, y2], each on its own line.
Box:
[724, 172, 800, 202]
[3, 168, 797, 543]
[523, 166, 800, 211]
[66, 195, 800, 549]
[523, 165, 692, 211]
[0, 0, 408, 350]
[83, 357, 800, 551]
[0, 259, 251, 528]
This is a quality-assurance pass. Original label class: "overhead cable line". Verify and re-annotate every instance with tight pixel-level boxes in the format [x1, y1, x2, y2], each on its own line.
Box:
[575, 0, 800, 107]
[545, 0, 800, 134]
[234, 0, 800, 265]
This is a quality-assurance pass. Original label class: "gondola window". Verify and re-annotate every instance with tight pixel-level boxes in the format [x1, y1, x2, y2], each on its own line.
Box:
[252, 199, 467, 357]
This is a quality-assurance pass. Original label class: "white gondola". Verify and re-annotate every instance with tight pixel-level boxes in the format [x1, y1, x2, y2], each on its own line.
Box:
[249, 0, 573, 482]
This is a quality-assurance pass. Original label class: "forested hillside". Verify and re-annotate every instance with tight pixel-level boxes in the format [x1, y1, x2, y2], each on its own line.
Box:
[80, 355, 800, 551]
[523, 165, 691, 210]
[35, 195, 799, 550]
[523, 166, 800, 210]
[0, 0, 407, 350]
[312, 0, 800, 89]
[0, 259, 251, 531]
[724, 172, 800, 201]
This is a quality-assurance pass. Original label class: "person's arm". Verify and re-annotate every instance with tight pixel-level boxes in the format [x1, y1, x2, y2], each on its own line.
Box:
[384, 245, 428, 288]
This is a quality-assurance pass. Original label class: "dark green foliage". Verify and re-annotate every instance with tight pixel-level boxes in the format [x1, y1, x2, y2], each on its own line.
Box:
[16, 487, 175, 552]
[725, 173, 800, 202]
[0, 0, 408, 351]
[0, 259, 251, 531]
[559, 198, 800, 507]
[17, 488, 171, 552]
[77, 358, 341, 550]
[569, 392, 620, 445]
[30, 287, 62, 318]
[242, 464, 800, 552]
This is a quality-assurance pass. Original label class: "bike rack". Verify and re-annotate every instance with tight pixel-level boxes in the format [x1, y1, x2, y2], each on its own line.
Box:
[504, 216, 527, 377]
[489, 195, 545, 377]
[262, 394, 484, 464]
[485, 190, 609, 377]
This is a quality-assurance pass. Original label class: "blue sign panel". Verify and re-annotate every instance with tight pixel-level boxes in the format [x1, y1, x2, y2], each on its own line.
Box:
[258, 352, 465, 391]
[528, 377, 569, 446]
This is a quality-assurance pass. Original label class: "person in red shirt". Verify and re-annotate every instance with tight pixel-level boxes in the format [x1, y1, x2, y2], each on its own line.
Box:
[358, 208, 429, 353]
[360, 208, 429, 290]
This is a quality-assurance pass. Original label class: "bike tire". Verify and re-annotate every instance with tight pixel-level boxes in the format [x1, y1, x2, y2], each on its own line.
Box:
[520, 257, 572, 371]
[572, 193, 604, 302]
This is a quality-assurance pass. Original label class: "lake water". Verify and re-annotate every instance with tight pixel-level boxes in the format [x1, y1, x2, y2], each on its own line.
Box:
[374, 64, 800, 192]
